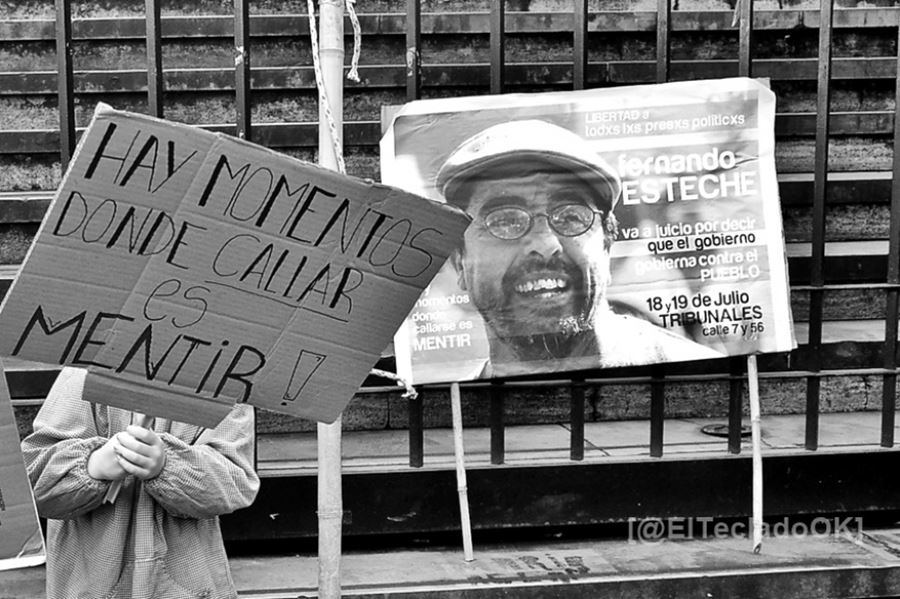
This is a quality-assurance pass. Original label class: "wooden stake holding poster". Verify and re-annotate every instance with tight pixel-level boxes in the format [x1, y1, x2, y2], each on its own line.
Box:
[0, 361, 46, 571]
[317, 416, 342, 597]
[450, 382, 475, 561]
[748, 354, 763, 552]
[315, 0, 346, 596]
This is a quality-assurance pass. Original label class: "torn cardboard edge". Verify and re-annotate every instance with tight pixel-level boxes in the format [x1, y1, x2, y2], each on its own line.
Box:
[0, 360, 47, 570]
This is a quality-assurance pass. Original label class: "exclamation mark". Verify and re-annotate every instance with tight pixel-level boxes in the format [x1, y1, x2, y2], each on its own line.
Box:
[282, 350, 326, 405]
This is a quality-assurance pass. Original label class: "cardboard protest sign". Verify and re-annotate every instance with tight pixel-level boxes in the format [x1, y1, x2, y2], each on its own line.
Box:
[0, 362, 46, 570]
[0, 105, 470, 426]
[382, 77, 796, 384]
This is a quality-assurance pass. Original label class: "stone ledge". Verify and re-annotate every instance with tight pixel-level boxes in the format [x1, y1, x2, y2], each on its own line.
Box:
[9, 525, 900, 599]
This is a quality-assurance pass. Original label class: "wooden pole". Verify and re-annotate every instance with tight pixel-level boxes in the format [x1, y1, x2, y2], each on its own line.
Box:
[747, 355, 763, 552]
[316, 1, 345, 596]
[318, 0, 344, 170]
[317, 417, 343, 598]
[450, 382, 475, 561]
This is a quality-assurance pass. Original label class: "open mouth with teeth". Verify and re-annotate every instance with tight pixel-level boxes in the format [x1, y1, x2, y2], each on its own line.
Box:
[514, 277, 569, 296]
[496, 267, 590, 336]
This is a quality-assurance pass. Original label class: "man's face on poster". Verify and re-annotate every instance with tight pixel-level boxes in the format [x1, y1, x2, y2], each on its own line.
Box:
[451, 164, 612, 340]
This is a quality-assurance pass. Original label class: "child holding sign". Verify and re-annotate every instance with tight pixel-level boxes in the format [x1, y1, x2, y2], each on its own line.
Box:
[21, 367, 260, 599]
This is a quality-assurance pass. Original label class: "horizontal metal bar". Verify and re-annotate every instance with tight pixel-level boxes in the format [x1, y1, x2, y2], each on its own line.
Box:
[779, 173, 893, 206]
[0, 195, 54, 223]
[8, 367, 900, 407]
[786, 240, 888, 258]
[9, 398, 45, 407]
[2, 172, 894, 209]
[776, 111, 895, 136]
[790, 282, 900, 291]
[788, 255, 887, 284]
[2, 8, 897, 42]
[0, 122, 383, 154]
[433, 366, 900, 391]
[2, 57, 895, 96]
[3, 110, 898, 156]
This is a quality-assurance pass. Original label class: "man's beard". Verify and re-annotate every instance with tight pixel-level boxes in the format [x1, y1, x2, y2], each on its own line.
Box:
[508, 321, 597, 361]
[480, 253, 599, 346]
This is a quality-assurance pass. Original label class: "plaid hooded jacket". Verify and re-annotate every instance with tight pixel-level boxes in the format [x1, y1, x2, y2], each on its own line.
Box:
[21, 367, 260, 599]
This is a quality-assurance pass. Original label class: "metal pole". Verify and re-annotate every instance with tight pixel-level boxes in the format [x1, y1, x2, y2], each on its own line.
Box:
[55, 0, 75, 168]
[146, 0, 164, 118]
[316, 1, 345, 596]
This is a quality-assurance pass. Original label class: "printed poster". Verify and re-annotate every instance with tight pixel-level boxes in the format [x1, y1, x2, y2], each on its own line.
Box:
[381, 77, 796, 384]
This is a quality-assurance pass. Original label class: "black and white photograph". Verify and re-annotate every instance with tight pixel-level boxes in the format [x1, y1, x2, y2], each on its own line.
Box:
[1, 0, 899, 598]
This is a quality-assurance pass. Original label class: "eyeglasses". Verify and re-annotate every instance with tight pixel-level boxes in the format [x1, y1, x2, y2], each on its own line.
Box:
[482, 203, 604, 240]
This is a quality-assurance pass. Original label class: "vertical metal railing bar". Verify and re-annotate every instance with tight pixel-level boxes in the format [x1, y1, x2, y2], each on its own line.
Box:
[649, 0, 671, 458]
[490, 382, 505, 464]
[55, 0, 75, 169]
[728, 358, 745, 453]
[570, 377, 585, 461]
[728, 0, 753, 455]
[490, 0, 505, 95]
[145, 0, 164, 118]
[737, 0, 753, 78]
[806, 0, 833, 451]
[568, 0, 590, 461]
[879, 22, 900, 448]
[485, 0, 504, 464]
[408, 393, 424, 468]
[406, 0, 425, 469]
[655, 0, 671, 85]
[406, 0, 422, 101]
[650, 365, 666, 457]
[573, 0, 588, 90]
[234, 0, 252, 141]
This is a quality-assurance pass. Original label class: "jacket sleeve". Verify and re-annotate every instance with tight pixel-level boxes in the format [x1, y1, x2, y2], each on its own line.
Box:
[143, 403, 260, 519]
[20, 367, 112, 520]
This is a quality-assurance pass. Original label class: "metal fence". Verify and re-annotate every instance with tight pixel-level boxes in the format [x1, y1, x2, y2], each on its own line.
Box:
[36, 0, 900, 468]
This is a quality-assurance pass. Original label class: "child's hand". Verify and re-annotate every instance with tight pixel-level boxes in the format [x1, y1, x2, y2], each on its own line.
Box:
[87, 436, 129, 481]
[114, 425, 168, 481]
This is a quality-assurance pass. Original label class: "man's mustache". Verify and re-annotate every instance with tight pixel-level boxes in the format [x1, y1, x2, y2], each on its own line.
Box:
[501, 253, 583, 293]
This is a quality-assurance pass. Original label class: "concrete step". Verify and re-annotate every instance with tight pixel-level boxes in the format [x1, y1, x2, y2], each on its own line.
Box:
[227, 526, 900, 598]
[8, 526, 900, 598]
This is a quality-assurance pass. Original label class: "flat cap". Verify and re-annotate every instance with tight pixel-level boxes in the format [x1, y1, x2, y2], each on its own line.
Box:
[435, 119, 621, 213]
